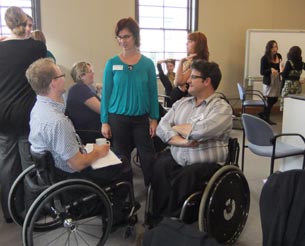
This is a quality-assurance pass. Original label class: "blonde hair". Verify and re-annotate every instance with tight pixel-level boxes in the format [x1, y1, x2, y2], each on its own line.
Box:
[31, 30, 46, 43]
[26, 58, 57, 95]
[71, 62, 92, 83]
[5, 6, 27, 36]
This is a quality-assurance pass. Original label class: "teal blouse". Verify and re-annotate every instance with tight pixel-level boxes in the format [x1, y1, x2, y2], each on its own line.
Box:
[101, 55, 159, 123]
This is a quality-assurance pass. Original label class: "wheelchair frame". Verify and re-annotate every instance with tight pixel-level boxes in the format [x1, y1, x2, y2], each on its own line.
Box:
[145, 137, 250, 244]
[8, 151, 138, 246]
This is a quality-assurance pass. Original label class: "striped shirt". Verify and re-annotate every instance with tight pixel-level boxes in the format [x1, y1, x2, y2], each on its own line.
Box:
[29, 95, 80, 173]
[156, 94, 232, 166]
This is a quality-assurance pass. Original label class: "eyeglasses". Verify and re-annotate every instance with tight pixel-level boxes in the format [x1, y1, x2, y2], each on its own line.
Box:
[53, 74, 65, 80]
[190, 75, 206, 80]
[115, 34, 132, 41]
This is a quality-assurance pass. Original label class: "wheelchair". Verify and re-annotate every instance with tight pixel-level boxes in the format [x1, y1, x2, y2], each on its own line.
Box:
[145, 138, 250, 244]
[8, 150, 138, 246]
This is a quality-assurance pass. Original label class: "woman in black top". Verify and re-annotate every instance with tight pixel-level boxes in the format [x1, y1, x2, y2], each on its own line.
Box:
[280, 46, 305, 110]
[0, 7, 46, 222]
[260, 40, 282, 125]
[157, 59, 188, 107]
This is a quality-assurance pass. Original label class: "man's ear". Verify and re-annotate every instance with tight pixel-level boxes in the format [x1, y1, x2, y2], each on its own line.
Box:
[204, 77, 211, 85]
[49, 78, 56, 89]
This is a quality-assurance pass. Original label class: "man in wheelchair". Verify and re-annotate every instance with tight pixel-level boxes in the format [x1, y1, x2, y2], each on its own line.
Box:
[25, 58, 134, 223]
[150, 60, 233, 224]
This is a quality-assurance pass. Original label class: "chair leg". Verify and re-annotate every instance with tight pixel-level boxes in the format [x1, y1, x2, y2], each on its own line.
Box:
[241, 129, 246, 172]
[270, 158, 275, 176]
[302, 153, 305, 170]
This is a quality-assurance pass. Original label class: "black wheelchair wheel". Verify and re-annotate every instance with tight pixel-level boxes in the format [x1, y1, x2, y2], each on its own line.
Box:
[198, 165, 250, 244]
[22, 179, 113, 246]
[8, 164, 35, 226]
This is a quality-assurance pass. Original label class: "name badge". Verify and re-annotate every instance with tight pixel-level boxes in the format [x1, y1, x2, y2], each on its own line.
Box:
[113, 65, 123, 70]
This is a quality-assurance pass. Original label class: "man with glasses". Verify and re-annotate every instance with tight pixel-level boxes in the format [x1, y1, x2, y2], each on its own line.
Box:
[150, 60, 233, 224]
[26, 58, 132, 188]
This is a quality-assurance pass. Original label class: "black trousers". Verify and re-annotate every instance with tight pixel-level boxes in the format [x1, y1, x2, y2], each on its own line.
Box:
[152, 150, 221, 218]
[109, 114, 156, 186]
[264, 97, 278, 120]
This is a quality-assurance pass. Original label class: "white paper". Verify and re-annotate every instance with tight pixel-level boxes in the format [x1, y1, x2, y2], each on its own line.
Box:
[85, 144, 122, 169]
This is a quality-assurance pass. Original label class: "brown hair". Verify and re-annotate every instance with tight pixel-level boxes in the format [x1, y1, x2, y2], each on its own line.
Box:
[188, 32, 209, 61]
[31, 30, 46, 44]
[5, 6, 27, 36]
[115, 17, 140, 47]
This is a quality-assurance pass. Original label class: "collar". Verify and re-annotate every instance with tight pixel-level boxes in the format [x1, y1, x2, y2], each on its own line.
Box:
[187, 93, 219, 107]
[36, 95, 65, 113]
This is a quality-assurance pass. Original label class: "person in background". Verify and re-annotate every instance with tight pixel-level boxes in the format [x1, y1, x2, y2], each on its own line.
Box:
[174, 32, 209, 88]
[101, 17, 159, 187]
[157, 59, 188, 107]
[260, 40, 282, 125]
[25, 14, 33, 38]
[0, 6, 46, 223]
[31, 29, 56, 62]
[280, 46, 305, 110]
[0, 13, 33, 41]
[151, 60, 232, 224]
[66, 61, 103, 144]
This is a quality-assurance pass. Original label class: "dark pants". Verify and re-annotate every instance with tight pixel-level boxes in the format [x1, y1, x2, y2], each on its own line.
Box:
[109, 114, 156, 186]
[0, 132, 32, 220]
[264, 97, 278, 120]
[152, 150, 221, 218]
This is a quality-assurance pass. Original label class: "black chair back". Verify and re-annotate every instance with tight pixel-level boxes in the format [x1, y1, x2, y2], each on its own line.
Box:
[30, 150, 57, 186]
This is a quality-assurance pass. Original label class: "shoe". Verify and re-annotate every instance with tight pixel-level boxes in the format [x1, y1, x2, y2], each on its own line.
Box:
[257, 112, 265, 119]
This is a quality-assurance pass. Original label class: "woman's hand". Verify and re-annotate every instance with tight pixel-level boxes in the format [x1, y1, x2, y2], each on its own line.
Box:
[101, 123, 112, 139]
[150, 120, 158, 137]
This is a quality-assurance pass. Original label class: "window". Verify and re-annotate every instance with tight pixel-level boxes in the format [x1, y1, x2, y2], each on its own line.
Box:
[0, 0, 40, 36]
[136, 0, 198, 64]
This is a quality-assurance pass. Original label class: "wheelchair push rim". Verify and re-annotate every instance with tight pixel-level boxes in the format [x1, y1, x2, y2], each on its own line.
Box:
[8, 164, 36, 226]
[198, 165, 250, 244]
[22, 179, 113, 246]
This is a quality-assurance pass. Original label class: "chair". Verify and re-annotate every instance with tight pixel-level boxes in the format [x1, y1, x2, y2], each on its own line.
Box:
[237, 83, 268, 171]
[242, 113, 305, 175]
[237, 83, 267, 113]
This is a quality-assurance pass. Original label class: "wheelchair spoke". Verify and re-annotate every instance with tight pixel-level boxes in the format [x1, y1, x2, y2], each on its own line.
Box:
[77, 216, 104, 227]
[74, 231, 93, 246]
[33, 228, 67, 245]
[23, 182, 113, 246]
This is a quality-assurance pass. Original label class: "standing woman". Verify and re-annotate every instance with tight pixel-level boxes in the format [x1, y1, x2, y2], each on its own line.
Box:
[101, 17, 159, 186]
[0, 6, 46, 222]
[174, 31, 209, 87]
[260, 40, 282, 125]
[280, 46, 305, 110]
